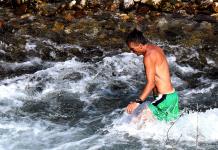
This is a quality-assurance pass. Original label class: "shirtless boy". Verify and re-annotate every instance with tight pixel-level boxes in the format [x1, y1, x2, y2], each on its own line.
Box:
[126, 29, 180, 122]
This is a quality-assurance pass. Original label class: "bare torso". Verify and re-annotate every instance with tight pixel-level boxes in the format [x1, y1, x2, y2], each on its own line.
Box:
[126, 42, 174, 114]
[144, 45, 174, 94]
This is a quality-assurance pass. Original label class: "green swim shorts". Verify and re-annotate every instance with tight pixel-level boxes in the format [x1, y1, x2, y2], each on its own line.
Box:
[148, 91, 180, 122]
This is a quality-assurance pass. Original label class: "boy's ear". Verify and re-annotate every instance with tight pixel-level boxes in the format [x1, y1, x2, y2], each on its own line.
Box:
[139, 44, 143, 49]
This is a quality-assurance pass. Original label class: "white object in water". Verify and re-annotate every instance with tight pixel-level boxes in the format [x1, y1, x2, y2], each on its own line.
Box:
[124, 0, 134, 8]
[80, 0, 86, 6]
[69, 0, 76, 8]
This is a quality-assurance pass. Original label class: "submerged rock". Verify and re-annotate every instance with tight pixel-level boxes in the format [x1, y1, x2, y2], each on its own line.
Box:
[0, 19, 4, 30]
[211, 13, 218, 20]
[63, 11, 75, 22]
[52, 21, 65, 32]
[161, 2, 175, 12]
[213, 2, 218, 12]
[136, 4, 150, 14]
[196, 0, 213, 9]
[109, 1, 120, 12]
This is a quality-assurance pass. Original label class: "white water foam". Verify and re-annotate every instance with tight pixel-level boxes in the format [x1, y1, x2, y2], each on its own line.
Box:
[0, 52, 217, 149]
[41, 39, 83, 52]
[0, 117, 84, 150]
[185, 82, 217, 95]
[90, 107, 218, 150]
[0, 57, 42, 70]
[0, 53, 143, 110]
[206, 57, 216, 66]
[167, 55, 199, 74]
[25, 40, 37, 51]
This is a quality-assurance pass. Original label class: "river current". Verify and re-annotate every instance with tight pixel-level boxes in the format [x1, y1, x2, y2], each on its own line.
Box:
[0, 38, 218, 150]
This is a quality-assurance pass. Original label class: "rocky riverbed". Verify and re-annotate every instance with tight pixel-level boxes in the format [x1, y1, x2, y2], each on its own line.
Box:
[0, 0, 218, 66]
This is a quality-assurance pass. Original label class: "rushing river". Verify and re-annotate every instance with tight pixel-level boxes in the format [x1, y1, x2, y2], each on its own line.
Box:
[0, 36, 218, 150]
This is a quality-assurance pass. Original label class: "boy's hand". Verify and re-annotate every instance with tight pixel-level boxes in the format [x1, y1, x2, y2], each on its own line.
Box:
[126, 102, 139, 114]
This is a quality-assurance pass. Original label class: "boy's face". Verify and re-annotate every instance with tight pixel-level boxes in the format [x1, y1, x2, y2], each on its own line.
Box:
[128, 42, 143, 55]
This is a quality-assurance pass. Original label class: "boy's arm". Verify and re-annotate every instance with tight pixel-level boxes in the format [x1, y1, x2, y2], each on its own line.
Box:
[126, 53, 156, 114]
[139, 54, 156, 101]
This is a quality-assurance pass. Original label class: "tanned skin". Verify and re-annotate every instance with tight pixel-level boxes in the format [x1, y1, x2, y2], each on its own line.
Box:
[126, 42, 174, 114]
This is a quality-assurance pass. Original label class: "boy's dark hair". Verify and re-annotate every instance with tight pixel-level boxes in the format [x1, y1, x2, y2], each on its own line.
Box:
[126, 29, 148, 45]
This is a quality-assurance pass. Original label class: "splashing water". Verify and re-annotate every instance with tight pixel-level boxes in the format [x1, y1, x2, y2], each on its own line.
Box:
[0, 42, 218, 149]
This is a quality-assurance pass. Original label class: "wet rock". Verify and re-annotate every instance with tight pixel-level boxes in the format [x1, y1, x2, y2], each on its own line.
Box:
[93, 11, 112, 21]
[14, 4, 28, 15]
[63, 11, 75, 22]
[74, 10, 87, 18]
[199, 21, 213, 31]
[33, 38, 71, 61]
[20, 101, 50, 117]
[185, 3, 198, 15]
[212, 2, 218, 12]
[175, 1, 183, 9]
[201, 40, 218, 64]
[136, 4, 150, 15]
[2, 0, 218, 65]
[20, 13, 33, 19]
[211, 13, 218, 20]
[195, 14, 218, 23]
[20, 91, 85, 124]
[0, 61, 44, 79]
[117, 13, 131, 21]
[86, 0, 102, 9]
[36, 1, 56, 16]
[206, 67, 218, 79]
[181, 31, 203, 47]
[161, 2, 174, 12]
[15, 0, 29, 5]
[52, 21, 65, 32]
[64, 24, 73, 34]
[80, 0, 87, 7]
[156, 17, 168, 32]
[195, 0, 213, 9]
[124, 0, 134, 9]
[173, 9, 189, 17]
[141, 0, 162, 7]
[46, 91, 85, 123]
[149, 11, 162, 18]
[58, 0, 82, 11]
[69, 0, 77, 9]
[182, 22, 198, 35]
[109, 1, 120, 12]
[81, 46, 104, 59]
[63, 72, 84, 81]
[0, 19, 4, 30]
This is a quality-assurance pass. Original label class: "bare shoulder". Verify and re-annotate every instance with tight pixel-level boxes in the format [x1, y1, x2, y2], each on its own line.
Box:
[143, 52, 155, 67]
[149, 45, 163, 53]
[143, 47, 158, 62]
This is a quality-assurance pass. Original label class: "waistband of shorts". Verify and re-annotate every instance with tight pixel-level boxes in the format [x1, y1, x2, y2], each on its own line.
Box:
[165, 88, 176, 95]
[157, 88, 176, 97]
